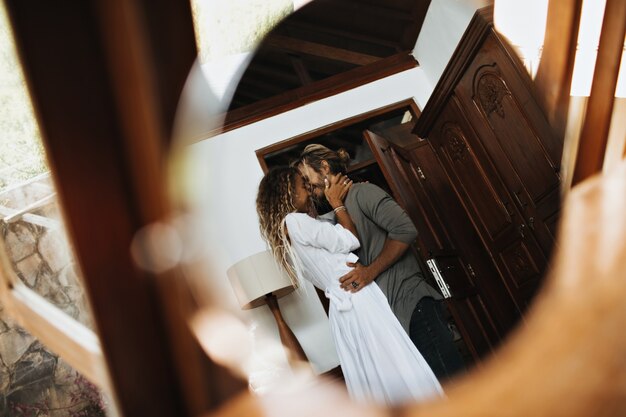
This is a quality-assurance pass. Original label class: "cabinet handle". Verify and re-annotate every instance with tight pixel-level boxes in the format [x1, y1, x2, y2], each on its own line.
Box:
[504, 200, 515, 217]
[514, 189, 528, 208]
[426, 259, 452, 299]
[416, 166, 426, 180]
[518, 224, 526, 238]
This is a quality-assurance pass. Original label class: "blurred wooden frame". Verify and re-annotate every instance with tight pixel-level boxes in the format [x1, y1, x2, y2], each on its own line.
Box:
[544, 0, 626, 190]
[3, 1, 245, 416]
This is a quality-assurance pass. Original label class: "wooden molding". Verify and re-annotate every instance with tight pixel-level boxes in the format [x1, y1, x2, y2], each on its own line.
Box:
[571, 0, 626, 185]
[413, 6, 494, 137]
[266, 34, 381, 66]
[534, 0, 583, 140]
[255, 98, 421, 171]
[214, 52, 418, 138]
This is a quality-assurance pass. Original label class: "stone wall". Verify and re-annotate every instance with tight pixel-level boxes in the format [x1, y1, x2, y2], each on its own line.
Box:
[0, 180, 108, 417]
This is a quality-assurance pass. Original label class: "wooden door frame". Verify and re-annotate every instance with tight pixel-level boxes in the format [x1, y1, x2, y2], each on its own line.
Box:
[255, 98, 421, 172]
[2, 1, 245, 416]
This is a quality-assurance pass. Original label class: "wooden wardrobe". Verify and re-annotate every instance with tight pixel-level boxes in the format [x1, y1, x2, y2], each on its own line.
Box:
[368, 8, 562, 360]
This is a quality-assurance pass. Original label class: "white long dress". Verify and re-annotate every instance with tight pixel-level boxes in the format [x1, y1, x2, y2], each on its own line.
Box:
[285, 212, 443, 405]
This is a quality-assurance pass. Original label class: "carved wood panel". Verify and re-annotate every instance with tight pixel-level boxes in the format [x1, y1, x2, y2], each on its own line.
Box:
[455, 33, 562, 256]
[439, 121, 513, 242]
[369, 125, 523, 358]
[430, 96, 548, 310]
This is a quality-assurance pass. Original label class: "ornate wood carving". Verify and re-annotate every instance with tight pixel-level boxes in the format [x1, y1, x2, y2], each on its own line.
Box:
[502, 243, 540, 288]
[443, 124, 469, 162]
[476, 71, 510, 118]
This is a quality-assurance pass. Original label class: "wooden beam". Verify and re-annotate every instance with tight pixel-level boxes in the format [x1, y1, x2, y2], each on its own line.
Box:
[400, 0, 432, 50]
[217, 52, 417, 140]
[571, 0, 626, 185]
[247, 62, 302, 85]
[414, 7, 493, 137]
[290, 55, 314, 86]
[282, 20, 402, 53]
[266, 34, 381, 66]
[534, 0, 583, 140]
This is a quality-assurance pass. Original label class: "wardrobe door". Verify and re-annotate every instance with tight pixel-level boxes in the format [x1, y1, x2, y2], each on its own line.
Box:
[366, 127, 517, 360]
[430, 95, 547, 312]
[455, 32, 562, 256]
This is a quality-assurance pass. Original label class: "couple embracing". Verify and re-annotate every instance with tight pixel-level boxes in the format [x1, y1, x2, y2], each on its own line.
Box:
[256, 145, 464, 406]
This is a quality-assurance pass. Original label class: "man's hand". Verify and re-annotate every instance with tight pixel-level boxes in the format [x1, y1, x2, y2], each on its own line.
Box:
[339, 262, 375, 293]
[340, 239, 410, 293]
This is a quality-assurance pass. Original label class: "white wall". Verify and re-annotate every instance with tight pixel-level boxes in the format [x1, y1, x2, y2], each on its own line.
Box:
[185, 67, 433, 375]
[413, 0, 491, 98]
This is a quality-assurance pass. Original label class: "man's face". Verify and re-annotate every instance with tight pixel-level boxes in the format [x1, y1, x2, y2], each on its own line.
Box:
[298, 162, 328, 200]
[298, 161, 334, 214]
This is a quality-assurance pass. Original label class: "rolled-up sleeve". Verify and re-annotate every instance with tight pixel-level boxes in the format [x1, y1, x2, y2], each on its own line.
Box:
[285, 213, 360, 253]
[354, 184, 417, 244]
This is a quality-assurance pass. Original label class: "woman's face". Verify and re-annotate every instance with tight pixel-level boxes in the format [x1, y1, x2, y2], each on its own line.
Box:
[292, 174, 311, 213]
[299, 161, 329, 201]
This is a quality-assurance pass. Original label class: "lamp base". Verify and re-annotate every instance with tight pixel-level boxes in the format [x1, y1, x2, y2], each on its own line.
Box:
[265, 293, 309, 367]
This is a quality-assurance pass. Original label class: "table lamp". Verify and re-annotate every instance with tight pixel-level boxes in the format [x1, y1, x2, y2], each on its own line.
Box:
[227, 250, 309, 366]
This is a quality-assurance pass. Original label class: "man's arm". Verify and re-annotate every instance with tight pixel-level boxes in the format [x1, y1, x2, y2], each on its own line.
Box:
[340, 184, 417, 292]
[339, 238, 409, 292]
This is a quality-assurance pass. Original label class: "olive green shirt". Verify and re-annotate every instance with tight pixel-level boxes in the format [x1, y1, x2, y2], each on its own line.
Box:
[323, 183, 442, 333]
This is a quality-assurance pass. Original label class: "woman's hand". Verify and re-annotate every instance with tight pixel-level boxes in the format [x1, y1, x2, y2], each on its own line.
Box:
[324, 173, 353, 208]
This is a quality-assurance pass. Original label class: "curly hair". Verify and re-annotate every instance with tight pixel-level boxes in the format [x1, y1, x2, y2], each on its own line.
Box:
[256, 166, 302, 288]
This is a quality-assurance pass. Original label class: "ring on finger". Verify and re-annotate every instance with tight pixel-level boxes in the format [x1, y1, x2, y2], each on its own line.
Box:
[351, 282, 359, 289]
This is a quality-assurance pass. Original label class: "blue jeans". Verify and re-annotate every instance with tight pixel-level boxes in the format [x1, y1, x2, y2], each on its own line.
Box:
[409, 297, 465, 381]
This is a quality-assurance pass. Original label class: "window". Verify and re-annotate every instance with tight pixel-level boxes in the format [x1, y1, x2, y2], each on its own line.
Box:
[0, 4, 113, 416]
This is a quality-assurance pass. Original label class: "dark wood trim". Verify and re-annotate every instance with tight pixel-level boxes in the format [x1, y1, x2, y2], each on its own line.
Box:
[400, 0, 432, 50]
[282, 20, 402, 52]
[571, 0, 626, 185]
[256, 98, 421, 166]
[132, 0, 199, 145]
[215, 52, 418, 138]
[290, 55, 314, 86]
[266, 34, 381, 66]
[256, 151, 271, 175]
[346, 158, 377, 174]
[413, 6, 494, 137]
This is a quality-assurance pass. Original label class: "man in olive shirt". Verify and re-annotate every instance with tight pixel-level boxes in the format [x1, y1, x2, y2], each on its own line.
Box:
[297, 144, 464, 380]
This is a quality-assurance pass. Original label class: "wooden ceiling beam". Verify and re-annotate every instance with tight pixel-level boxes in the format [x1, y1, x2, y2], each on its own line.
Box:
[221, 52, 417, 136]
[295, 1, 413, 43]
[282, 20, 401, 52]
[234, 78, 293, 102]
[289, 55, 314, 86]
[332, 0, 415, 23]
[246, 63, 301, 85]
[265, 34, 381, 66]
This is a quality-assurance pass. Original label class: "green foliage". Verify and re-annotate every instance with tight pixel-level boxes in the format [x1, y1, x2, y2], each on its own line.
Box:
[192, 0, 294, 63]
[0, 5, 48, 193]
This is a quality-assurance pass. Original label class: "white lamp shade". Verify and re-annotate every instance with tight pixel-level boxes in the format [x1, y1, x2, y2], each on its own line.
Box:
[227, 250, 295, 309]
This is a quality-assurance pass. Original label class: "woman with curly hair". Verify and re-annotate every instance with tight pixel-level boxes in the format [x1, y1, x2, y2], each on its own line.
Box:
[256, 166, 442, 406]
